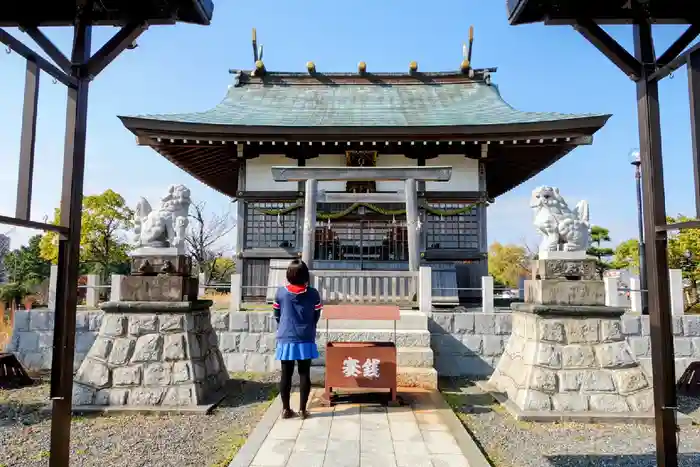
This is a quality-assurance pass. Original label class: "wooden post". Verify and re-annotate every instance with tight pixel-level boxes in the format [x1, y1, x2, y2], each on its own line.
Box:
[230, 273, 242, 312]
[405, 178, 420, 272]
[48, 264, 58, 310]
[85, 274, 99, 308]
[109, 274, 123, 302]
[669, 269, 684, 315]
[630, 276, 643, 313]
[302, 178, 318, 268]
[198, 273, 206, 298]
[481, 276, 494, 313]
[419, 266, 432, 315]
[603, 276, 618, 307]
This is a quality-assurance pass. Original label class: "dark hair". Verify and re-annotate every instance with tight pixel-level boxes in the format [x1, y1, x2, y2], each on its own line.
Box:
[286, 259, 310, 286]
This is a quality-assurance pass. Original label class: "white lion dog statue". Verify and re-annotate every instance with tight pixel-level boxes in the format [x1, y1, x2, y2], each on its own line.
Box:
[133, 184, 191, 253]
[531, 186, 591, 253]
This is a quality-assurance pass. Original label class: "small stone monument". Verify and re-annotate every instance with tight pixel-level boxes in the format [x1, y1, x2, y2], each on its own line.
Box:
[484, 186, 659, 423]
[72, 185, 229, 411]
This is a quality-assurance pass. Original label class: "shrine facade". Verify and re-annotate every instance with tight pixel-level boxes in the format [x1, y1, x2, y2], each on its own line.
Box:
[119, 58, 609, 304]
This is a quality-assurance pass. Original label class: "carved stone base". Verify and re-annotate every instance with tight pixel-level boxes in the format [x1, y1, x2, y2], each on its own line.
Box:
[115, 275, 198, 302]
[531, 259, 597, 280]
[72, 300, 229, 411]
[130, 254, 191, 276]
[525, 279, 605, 306]
[487, 305, 657, 422]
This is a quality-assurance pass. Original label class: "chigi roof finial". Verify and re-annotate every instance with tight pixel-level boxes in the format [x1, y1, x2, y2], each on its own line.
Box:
[252, 28, 266, 76]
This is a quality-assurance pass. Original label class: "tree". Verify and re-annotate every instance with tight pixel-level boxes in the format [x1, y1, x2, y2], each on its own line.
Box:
[4, 235, 51, 285]
[39, 189, 134, 280]
[185, 201, 236, 284]
[612, 239, 640, 273]
[488, 242, 528, 287]
[666, 215, 700, 281]
[586, 225, 615, 278]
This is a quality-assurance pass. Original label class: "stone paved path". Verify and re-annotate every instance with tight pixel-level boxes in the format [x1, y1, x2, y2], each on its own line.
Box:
[239, 389, 473, 467]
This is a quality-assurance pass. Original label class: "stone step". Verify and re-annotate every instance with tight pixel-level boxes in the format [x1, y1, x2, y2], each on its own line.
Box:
[294, 366, 437, 390]
[318, 309, 428, 331]
[311, 346, 434, 368]
[317, 329, 430, 348]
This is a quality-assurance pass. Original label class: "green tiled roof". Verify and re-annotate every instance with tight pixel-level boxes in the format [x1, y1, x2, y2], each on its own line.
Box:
[132, 75, 603, 127]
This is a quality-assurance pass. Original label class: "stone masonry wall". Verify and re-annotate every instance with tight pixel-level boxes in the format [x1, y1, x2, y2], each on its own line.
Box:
[430, 312, 700, 379]
[7, 310, 700, 379]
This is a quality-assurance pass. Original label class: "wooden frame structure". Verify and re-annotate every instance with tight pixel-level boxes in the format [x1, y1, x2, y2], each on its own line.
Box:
[0, 1, 214, 465]
[505, 1, 699, 465]
[270, 166, 452, 272]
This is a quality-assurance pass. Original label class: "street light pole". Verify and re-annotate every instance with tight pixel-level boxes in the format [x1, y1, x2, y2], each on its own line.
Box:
[631, 149, 648, 315]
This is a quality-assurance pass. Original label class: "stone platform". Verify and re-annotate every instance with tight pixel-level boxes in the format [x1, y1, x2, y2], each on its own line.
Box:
[485, 303, 691, 424]
[72, 300, 229, 413]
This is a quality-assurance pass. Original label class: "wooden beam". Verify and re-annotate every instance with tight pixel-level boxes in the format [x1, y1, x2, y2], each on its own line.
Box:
[271, 166, 452, 182]
[21, 26, 71, 72]
[657, 24, 700, 67]
[317, 191, 408, 203]
[689, 47, 700, 219]
[0, 28, 76, 88]
[650, 41, 700, 82]
[573, 19, 642, 79]
[15, 59, 40, 220]
[87, 23, 148, 78]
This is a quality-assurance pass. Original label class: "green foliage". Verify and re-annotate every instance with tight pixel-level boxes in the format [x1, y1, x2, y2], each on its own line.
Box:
[208, 257, 236, 283]
[39, 189, 134, 280]
[612, 238, 640, 273]
[586, 225, 615, 278]
[0, 282, 30, 308]
[666, 215, 700, 280]
[488, 242, 528, 287]
[3, 235, 51, 285]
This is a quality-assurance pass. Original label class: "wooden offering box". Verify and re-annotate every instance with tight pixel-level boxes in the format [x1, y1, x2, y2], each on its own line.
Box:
[322, 305, 400, 405]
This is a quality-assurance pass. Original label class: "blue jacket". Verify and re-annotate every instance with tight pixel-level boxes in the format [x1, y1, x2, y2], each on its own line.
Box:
[273, 284, 322, 344]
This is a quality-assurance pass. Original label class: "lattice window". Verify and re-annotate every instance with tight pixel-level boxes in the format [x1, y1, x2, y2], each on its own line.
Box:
[425, 203, 480, 249]
[314, 203, 408, 261]
[244, 202, 298, 249]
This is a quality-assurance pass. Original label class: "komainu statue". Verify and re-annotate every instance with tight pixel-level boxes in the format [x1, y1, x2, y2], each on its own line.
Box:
[133, 184, 191, 252]
[531, 186, 590, 253]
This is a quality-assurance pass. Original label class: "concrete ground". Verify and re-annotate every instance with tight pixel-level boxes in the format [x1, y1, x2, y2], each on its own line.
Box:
[229, 388, 488, 467]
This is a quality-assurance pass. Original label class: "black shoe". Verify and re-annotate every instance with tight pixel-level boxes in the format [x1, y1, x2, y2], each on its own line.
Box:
[299, 410, 310, 420]
[282, 408, 297, 419]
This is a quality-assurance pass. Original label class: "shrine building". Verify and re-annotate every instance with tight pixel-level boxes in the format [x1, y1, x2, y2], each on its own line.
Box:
[119, 49, 609, 305]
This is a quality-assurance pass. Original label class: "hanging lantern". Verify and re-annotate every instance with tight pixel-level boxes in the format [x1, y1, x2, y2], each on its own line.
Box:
[392, 215, 397, 225]
[276, 213, 282, 227]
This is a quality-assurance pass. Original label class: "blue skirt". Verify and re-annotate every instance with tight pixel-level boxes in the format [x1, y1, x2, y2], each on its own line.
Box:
[275, 342, 319, 361]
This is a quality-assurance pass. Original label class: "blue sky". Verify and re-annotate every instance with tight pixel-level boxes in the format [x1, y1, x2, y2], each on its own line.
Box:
[0, 0, 698, 253]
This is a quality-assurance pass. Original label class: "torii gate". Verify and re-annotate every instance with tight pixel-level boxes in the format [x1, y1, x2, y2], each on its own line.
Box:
[271, 166, 452, 271]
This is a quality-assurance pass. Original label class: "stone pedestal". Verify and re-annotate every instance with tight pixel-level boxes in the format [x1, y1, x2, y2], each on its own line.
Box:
[72, 251, 229, 412]
[483, 258, 681, 424]
[72, 300, 229, 411]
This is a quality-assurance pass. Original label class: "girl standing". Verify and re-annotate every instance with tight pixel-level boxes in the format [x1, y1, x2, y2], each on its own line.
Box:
[273, 259, 322, 419]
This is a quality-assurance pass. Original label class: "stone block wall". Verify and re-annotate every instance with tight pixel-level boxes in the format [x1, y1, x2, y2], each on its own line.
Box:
[430, 312, 700, 379]
[8, 310, 700, 380]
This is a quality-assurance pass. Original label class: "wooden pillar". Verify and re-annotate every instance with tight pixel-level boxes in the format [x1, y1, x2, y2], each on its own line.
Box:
[688, 48, 700, 218]
[302, 178, 318, 268]
[235, 146, 246, 302]
[405, 178, 420, 271]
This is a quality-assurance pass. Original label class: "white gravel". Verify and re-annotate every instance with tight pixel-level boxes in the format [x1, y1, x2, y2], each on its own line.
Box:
[441, 377, 700, 467]
[0, 373, 279, 467]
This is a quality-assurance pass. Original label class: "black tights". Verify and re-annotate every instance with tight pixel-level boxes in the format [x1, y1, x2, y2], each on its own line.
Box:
[280, 359, 312, 412]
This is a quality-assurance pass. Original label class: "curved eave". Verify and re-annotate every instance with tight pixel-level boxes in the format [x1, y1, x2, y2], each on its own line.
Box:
[120, 114, 610, 199]
[119, 114, 610, 140]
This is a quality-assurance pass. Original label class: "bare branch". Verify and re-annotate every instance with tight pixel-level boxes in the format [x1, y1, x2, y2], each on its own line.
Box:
[184, 200, 236, 281]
